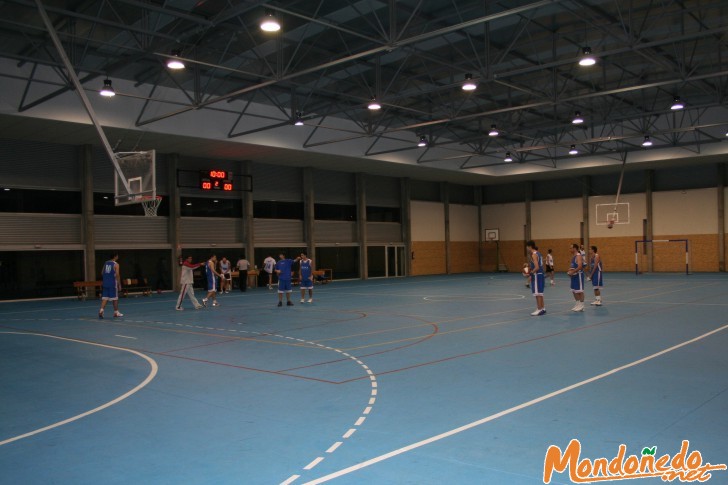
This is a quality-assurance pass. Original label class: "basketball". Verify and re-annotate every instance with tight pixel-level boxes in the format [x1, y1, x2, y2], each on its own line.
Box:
[522, 264, 530, 277]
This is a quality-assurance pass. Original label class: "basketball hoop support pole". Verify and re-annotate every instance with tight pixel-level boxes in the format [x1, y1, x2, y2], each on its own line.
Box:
[35, 0, 132, 195]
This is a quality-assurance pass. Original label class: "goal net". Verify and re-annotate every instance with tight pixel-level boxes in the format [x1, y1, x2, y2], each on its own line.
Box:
[634, 239, 690, 275]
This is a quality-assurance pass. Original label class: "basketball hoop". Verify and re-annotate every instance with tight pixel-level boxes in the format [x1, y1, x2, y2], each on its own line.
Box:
[141, 196, 162, 217]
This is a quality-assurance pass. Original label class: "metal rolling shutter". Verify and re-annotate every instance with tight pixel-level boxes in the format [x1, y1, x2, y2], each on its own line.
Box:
[180, 217, 243, 245]
[314, 221, 357, 243]
[0, 139, 80, 190]
[253, 219, 304, 244]
[0, 213, 82, 244]
[252, 164, 302, 202]
[367, 222, 402, 242]
[94, 215, 169, 245]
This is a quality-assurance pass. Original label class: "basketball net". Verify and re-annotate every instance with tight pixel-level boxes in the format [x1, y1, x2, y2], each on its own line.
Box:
[141, 196, 162, 217]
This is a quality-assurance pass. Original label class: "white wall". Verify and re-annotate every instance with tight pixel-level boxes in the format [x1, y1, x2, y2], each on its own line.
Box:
[653, 188, 718, 234]
[411, 200, 445, 241]
[482, 202, 525, 241]
[531, 198, 582, 239]
[449, 204, 479, 242]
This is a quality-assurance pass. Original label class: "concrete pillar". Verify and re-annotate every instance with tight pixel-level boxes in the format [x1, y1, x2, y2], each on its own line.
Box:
[718, 164, 725, 272]
[167, 154, 181, 290]
[476, 186, 483, 271]
[581, 176, 590, 250]
[356, 173, 367, 279]
[441, 182, 451, 274]
[81, 144, 95, 281]
[242, 160, 254, 262]
[303, 167, 315, 256]
[525, 181, 533, 243]
[645, 170, 654, 272]
[400, 178, 412, 276]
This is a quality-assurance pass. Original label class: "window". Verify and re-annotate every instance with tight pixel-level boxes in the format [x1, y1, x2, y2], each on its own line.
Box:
[95, 193, 171, 216]
[315, 203, 356, 221]
[181, 197, 241, 218]
[0, 188, 81, 214]
[366, 206, 401, 223]
[254, 201, 304, 219]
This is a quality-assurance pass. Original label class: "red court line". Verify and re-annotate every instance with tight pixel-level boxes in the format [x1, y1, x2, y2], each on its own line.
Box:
[161, 338, 242, 354]
[334, 302, 705, 384]
[276, 322, 439, 373]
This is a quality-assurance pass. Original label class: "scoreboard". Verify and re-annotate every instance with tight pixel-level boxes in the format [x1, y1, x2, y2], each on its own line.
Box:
[176, 168, 252, 192]
[200, 170, 233, 191]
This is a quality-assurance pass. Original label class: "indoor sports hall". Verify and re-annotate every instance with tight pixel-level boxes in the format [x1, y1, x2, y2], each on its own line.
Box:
[1, 1, 728, 484]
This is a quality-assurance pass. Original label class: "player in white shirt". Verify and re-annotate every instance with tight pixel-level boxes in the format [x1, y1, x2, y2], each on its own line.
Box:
[176, 256, 203, 310]
[546, 249, 555, 286]
[263, 255, 276, 289]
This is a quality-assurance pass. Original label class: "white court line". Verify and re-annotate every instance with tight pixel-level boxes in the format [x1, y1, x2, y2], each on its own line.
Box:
[280, 475, 300, 485]
[0, 331, 158, 447]
[114, 335, 137, 339]
[302, 323, 728, 485]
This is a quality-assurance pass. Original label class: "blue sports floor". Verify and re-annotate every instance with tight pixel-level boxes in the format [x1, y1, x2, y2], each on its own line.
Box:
[1, 273, 727, 485]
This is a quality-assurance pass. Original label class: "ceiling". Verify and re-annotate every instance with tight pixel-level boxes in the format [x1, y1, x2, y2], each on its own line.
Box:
[1, 0, 727, 185]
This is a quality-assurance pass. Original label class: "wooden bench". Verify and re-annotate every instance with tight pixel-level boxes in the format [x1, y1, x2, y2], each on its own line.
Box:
[121, 278, 152, 297]
[313, 269, 332, 284]
[73, 281, 102, 300]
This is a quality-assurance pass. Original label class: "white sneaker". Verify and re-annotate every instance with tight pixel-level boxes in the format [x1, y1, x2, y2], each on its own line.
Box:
[550, 280, 555, 286]
[202, 298, 208, 307]
[176, 307, 184, 311]
[114, 311, 124, 317]
[530, 309, 541, 316]
[195, 305, 203, 310]
[300, 298, 305, 303]
[591, 300, 602, 306]
[212, 301, 220, 307]
[307, 298, 313, 303]
[573, 303, 584, 312]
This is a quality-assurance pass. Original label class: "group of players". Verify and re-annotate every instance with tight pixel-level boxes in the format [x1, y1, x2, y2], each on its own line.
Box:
[96, 251, 317, 317]
[524, 240, 604, 316]
[175, 252, 316, 310]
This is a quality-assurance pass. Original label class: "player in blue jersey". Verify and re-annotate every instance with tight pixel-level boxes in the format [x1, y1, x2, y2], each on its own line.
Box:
[525, 240, 546, 316]
[202, 254, 222, 307]
[588, 246, 604, 306]
[568, 243, 585, 312]
[99, 252, 123, 319]
[275, 253, 299, 307]
[298, 252, 314, 303]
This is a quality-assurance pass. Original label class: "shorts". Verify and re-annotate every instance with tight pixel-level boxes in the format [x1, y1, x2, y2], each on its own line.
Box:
[223, 273, 231, 280]
[545, 264, 554, 272]
[530, 273, 545, 296]
[300, 278, 313, 290]
[592, 270, 603, 288]
[570, 272, 584, 293]
[278, 279, 292, 293]
[102, 286, 118, 300]
[206, 276, 217, 293]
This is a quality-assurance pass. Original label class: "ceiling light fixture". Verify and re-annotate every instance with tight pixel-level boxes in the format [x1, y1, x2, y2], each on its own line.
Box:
[642, 135, 653, 147]
[488, 124, 499, 137]
[99, 79, 115, 97]
[670, 96, 684, 110]
[368, 97, 381, 110]
[569, 145, 578, 155]
[417, 135, 428, 147]
[572, 111, 584, 124]
[167, 50, 185, 69]
[294, 112, 304, 126]
[504, 152, 513, 162]
[260, 11, 281, 32]
[579, 47, 596, 66]
[462, 73, 477, 91]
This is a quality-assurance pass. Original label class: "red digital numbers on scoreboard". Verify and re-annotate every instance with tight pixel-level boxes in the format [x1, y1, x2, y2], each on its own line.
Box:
[200, 170, 234, 191]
